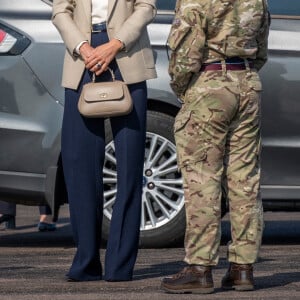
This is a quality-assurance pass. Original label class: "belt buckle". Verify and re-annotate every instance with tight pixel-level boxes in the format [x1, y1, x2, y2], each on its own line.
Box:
[92, 28, 103, 33]
[92, 22, 106, 33]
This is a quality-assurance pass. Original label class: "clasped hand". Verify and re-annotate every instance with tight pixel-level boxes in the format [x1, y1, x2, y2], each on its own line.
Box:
[80, 39, 123, 75]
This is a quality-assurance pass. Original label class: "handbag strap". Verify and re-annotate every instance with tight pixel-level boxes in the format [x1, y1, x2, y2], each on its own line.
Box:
[92, 67, 115, 83]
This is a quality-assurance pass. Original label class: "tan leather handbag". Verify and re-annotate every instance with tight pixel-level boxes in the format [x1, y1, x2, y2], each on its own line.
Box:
[78, 68, 133, 118]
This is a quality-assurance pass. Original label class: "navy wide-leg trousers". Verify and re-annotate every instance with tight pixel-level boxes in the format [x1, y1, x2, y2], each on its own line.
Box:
[62, 31, 147, 281]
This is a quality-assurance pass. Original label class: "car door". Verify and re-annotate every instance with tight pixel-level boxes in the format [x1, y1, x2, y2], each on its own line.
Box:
[0, 0, 63, 203]
[260, 0, 300, 199]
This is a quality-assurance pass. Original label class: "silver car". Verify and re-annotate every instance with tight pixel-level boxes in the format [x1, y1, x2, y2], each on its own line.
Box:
[0, 0, 300, 247]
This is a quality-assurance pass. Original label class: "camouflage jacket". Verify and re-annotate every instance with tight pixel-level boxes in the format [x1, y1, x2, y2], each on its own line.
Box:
[168, 0, 270, 98]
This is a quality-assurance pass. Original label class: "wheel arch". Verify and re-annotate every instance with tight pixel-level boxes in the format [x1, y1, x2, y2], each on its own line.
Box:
[147, 98, 180, 117]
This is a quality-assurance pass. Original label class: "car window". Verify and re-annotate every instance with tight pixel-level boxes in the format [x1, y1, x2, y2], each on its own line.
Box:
[269, 0, 300, 16]
[156, 0, 300, 17]
[156, 0, 176, 11]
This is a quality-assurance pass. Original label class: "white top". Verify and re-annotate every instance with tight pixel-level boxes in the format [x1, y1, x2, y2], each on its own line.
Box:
[75, 0, 109, 54]
[92, 0, 108, 24]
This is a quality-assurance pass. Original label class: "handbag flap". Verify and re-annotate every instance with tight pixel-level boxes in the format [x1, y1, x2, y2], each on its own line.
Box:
[83, 81, 124, 102]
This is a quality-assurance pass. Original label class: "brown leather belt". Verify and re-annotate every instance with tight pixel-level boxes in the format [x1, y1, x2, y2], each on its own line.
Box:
[200, 62, 254, 72]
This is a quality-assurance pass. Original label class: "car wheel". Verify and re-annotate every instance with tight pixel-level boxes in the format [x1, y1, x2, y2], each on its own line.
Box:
[102, 110, 186, 247]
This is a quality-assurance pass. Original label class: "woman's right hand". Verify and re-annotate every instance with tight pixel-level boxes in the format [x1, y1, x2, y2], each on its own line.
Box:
[85, 39, 123, 75]
[79, 42, 94, 64]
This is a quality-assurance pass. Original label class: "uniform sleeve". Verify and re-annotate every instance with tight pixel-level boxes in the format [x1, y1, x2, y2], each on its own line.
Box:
[253, 0, 270, 71]
[167, 3, 206, 99]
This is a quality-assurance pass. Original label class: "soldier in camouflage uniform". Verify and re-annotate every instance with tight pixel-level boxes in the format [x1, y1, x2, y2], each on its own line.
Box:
[161, 0, 270, 294]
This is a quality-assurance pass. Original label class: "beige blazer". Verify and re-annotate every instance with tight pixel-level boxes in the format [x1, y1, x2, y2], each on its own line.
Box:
[52, 0, 157, 89]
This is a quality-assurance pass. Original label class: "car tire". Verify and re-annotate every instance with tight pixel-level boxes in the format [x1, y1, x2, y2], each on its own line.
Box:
[102, 110, 186, 247]
[101, 110, 228, 248]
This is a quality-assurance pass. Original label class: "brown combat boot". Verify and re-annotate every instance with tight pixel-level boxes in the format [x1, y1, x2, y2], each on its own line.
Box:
[161, 265, 214, 294]
[222, 263, 254, 291]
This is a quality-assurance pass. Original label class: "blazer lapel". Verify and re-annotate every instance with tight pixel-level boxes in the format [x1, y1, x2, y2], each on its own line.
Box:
[82, 0, 92, 24]
[108, 0, 117, 20]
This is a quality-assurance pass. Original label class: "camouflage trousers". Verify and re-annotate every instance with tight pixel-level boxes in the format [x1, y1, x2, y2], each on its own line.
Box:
[174, 68, 264, 265]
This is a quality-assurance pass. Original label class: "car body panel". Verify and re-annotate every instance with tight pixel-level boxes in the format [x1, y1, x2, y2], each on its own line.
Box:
[0, 0, 300, 212]
[0, 0, 63, 206]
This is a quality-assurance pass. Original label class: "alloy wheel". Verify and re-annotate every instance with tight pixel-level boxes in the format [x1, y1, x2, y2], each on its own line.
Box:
[103, 132, 184, 231]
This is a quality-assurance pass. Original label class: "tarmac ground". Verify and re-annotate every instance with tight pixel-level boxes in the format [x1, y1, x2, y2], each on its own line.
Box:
[0, 205, 300, 299]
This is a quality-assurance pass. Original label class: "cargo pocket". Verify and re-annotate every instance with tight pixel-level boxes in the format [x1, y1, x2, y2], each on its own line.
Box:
[248, 72, 263, 92]
[174, 110, 208, 168]
[250, 80, 263, 92]
[246, 77, 263, 115]
[174, 109, 192, 169]
[174, 109, 192, 133]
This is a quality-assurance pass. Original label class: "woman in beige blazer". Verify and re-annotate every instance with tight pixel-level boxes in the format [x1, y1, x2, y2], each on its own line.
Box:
[52, 0, 157, 282]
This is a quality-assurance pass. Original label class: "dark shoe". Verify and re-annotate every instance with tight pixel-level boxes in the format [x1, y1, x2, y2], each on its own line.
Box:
[66, 274, 102, 282]
[66, 277, 79, 282]
[0, 214, 16, 229]
[0, 214, 14, 224]
[38, 222, 56, 232]
[222, 263, 254, 291]
[105, 278, 132, 282]
[161, 265, 214, 294]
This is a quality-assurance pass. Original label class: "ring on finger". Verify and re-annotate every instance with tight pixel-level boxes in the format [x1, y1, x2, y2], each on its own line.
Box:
[96, 62, 102, 69]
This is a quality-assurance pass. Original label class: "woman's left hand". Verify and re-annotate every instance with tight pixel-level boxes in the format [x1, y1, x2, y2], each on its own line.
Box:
[85, 39, 124, 75]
